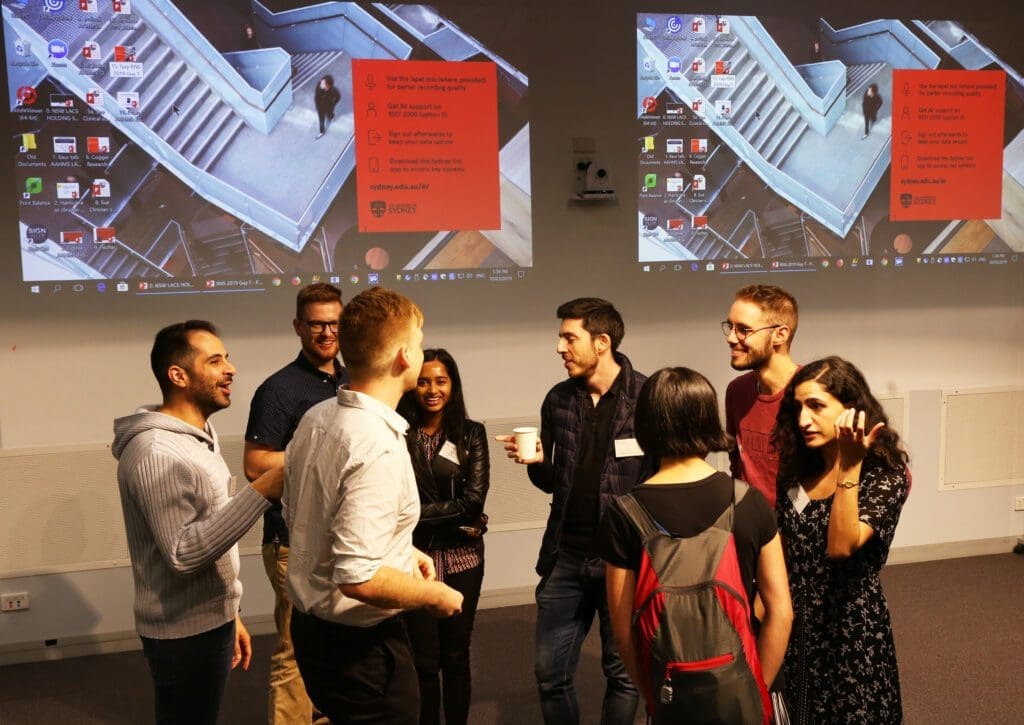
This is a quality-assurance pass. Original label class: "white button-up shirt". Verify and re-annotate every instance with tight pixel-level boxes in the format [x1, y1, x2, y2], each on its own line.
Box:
[284, 388, 420, 626]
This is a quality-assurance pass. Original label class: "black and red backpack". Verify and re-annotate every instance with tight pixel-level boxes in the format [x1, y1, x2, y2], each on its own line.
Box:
[616, 480, 771, 724]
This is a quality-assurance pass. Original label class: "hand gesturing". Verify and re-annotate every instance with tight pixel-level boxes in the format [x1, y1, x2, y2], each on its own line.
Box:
[835, 408, 885, 468]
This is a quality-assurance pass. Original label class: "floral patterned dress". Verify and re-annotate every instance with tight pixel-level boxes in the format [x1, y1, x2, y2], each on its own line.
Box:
[778, 458, 909, 724]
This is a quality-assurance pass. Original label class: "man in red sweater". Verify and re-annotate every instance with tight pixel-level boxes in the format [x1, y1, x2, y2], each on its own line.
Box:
[723, 285, 799, 509]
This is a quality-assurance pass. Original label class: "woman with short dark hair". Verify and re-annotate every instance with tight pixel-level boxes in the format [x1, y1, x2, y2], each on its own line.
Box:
[596, 367, 792, 723]
[774, 356, 909, 724]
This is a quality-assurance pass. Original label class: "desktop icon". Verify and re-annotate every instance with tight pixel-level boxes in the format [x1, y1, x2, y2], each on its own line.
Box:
[691, 58, 706, 74]
[642, 136, 655, 152]
[643, 214, 659, 230]
[117, 91, 140, 112]
[56, 182, 80, 199]
[641, 96, 658, 114]
[50, 93, 74, 107]
[17, 86, 38, 106]
[44, 0, 66, 11]
[26, 225, 49, 244]
[666, 176, 685, 192]
[25, 177, 43, 196]
[714, 60, 731, 75]
[691, 17, 706, 34]
[666, 16, 684, 34]
[61, 230, 84, 244]
[91, 179, 111, 197]
[87, 136, 110, 153]
[20, 133, 37, 152]
[666, 56, 682, 73]
[48, 39, 69, 59]
[82, 40, 101, 59]
[642, 56, 655, 73]
[14, 38, 31, 56]
[643, 173, 657, 191]
[666, 138, 684, 153]
[692, 174, 706, 191]
[116, 282, 129, 292]
[666, 218, 686, 231]
[53, 136, 77, 153]
[112, 0, 132, 14]
[113, 45, 136, 61]
[80, 0, 98, 12]
[86, 88, 103, 107]
[95, 226, 116, 243]
[716, 17, 731, 34]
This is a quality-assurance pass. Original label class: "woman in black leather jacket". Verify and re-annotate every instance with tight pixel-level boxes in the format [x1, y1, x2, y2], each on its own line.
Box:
[398, 348, 489, 725]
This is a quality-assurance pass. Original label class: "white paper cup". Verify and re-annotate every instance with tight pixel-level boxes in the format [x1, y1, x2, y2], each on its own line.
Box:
[513, 426, 539, 462]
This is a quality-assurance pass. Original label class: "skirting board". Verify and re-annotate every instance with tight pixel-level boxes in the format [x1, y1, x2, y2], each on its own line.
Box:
[2, 536, 1020, 666]
[885, 535, 1021, 565]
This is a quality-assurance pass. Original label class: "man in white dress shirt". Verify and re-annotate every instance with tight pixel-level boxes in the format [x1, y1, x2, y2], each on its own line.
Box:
[284, 287, 463, 724]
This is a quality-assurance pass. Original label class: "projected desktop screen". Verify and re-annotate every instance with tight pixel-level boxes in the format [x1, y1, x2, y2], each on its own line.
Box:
[636, 12, 1023, 275]
[4, 0, 531, 297]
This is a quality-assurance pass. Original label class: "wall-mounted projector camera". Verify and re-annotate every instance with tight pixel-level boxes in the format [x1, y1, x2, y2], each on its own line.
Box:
[576, 160, 616, 198]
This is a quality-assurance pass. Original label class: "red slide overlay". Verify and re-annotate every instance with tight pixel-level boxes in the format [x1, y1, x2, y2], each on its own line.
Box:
[352, 59, 500, 232]
[890, 69, 1004, 221]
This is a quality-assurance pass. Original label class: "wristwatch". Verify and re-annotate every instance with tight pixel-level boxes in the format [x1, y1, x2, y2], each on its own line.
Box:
[837, 480, 859, 489]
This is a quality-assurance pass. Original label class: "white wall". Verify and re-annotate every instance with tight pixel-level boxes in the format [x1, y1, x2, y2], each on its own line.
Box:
[1, 0, 1022, 653]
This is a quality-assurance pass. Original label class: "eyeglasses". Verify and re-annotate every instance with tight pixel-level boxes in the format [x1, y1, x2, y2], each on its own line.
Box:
[720, 321, 781, 341]
[304, 320, 339, 334]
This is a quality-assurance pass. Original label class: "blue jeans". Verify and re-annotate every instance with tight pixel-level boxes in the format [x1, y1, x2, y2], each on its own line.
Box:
[140, 619, 235, 725]
[534, 552, 638, 724]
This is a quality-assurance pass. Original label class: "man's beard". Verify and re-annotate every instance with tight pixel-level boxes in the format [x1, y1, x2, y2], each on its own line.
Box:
[730, 342, 772, 371]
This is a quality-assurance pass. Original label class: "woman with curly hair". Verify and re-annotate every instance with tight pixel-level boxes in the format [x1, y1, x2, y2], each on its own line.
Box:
[774, 356, 909, 724]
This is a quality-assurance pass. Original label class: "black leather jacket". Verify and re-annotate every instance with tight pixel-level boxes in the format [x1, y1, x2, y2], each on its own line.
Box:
[408, 420, 489, 551]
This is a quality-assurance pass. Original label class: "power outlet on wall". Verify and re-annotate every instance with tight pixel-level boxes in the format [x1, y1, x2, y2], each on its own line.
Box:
[1, 591, 30, 612]
[1014, 496, 1024, 511]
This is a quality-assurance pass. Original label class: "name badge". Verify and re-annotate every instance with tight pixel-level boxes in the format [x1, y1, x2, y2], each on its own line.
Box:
[614, 437, 643, 458]
[788, 485, 811, 515]
[438, 440, 460, 464]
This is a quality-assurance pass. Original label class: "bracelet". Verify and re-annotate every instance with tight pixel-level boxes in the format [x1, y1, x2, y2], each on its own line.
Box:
[836, 480, 859, 489]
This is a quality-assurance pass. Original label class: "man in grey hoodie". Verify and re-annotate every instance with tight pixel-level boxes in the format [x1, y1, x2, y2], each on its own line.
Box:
[113, 319, 283, 725]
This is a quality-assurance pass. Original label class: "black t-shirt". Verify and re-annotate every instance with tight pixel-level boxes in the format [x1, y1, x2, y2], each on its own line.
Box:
[245, 353, 348, 545]
[595, 471, 777, 605]
[561, 371, 623, 555]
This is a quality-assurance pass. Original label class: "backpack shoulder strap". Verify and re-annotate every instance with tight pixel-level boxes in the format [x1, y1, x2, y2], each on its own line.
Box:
[615, 493, 663, 540]
[734, 477, 749, 504]
[711, 477, 750, 532]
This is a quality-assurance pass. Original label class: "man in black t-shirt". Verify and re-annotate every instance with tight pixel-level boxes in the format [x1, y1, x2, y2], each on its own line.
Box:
[244, 283, 347, 725]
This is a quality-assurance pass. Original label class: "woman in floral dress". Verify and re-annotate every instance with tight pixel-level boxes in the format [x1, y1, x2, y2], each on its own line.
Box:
[774, 356, 909, 724]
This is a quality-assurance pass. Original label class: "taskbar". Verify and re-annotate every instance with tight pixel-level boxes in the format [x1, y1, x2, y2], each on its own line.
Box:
[22, 268, 529, 296]
[639, 252, 1020, 274]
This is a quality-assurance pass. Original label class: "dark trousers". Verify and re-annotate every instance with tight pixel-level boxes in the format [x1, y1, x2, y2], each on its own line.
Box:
[406, 562, 485, 725]
[140, 619, 235, 725]
[864, 109, 878, 135]
[291, 610, 419, 724]
[534, 551, 638, 724]
[317, 110, 332, 133]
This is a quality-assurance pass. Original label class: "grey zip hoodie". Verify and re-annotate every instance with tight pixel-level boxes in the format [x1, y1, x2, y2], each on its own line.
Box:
[113, 407, 269, 639]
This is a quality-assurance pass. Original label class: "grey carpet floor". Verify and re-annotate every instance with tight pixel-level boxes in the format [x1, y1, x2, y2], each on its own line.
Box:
[1, 553, 1021, 723]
